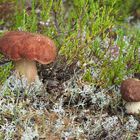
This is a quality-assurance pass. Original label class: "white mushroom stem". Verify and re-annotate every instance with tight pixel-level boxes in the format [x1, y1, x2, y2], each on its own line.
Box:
[14, 59, 39, 84]
[125, 102, 140, 114]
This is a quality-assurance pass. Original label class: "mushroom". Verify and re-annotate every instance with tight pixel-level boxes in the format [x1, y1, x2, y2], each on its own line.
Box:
[0, 31, 57, 84]
[120, 78, 140, 114]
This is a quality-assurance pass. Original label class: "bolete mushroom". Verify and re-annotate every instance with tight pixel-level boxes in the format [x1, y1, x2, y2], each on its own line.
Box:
[120, 78, 140, 114]
[0, 31, 57, 84]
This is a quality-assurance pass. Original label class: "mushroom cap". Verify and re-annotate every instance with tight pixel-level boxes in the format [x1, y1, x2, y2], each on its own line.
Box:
[0, 31, 57, 64]
[120, 78, 140, 102]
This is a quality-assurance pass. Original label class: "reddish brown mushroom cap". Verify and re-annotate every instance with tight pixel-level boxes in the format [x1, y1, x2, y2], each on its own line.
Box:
[120, 78, 140, 102]
[0, 31, 57, 64]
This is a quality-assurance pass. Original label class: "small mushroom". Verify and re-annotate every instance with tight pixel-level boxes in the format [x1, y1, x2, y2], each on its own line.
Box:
[0, 31, 57, 84]
[120, 78, 140, 114]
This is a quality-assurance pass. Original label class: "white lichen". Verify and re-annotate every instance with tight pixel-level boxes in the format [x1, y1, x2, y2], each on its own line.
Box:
[124, 115, 138, 132]
[0, 73, 43, 96]
[102, 116, 119, 131]
[21, 126, 39, 140]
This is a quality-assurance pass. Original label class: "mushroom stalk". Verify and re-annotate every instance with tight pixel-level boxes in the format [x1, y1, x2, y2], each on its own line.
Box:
[14, 59, 39, 83]
[125, 102, 140, 114]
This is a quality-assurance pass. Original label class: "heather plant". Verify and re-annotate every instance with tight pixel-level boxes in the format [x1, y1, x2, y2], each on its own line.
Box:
[0, 0, 140, 86]
[0, 56, 12, 85]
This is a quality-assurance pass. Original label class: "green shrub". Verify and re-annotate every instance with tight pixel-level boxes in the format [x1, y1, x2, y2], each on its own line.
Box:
[0, 0, 139, 86]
